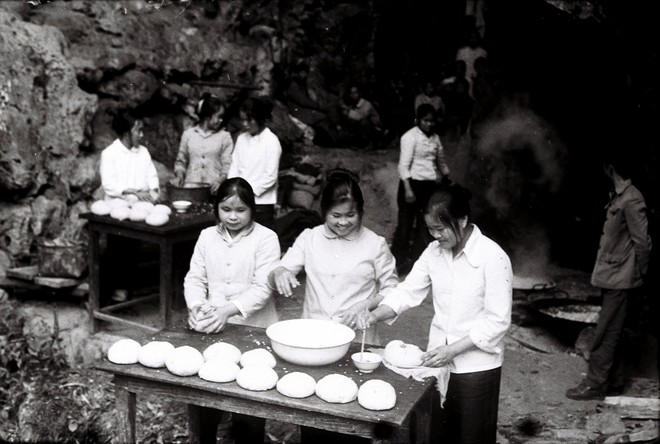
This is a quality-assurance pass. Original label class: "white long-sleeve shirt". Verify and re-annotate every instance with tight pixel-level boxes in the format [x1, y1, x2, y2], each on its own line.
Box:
[228, 127, 282, 205]
[398, 126, 450, 181]
[380, 225, 512, 373]
[100, 138, 159, 200]
[184, 223, 279, 328]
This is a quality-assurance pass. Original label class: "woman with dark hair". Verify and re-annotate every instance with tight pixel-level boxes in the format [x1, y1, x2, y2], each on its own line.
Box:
[173, 93, 233, 194]
[184, 177, 280, 333]
[361, 182, 512, 444]
[268, 168, 398, 345]
[228, 97, 282, 229]
[391, 103, 451, 274]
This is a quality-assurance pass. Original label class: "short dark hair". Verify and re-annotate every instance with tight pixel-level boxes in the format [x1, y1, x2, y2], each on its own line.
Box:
[320, 168, 364, 220]
[425, 182, 473, 234]
[415, 103, 438, 121]
[198, 93, 225, 123]
[239, 98, 273, 126]
[213, 177, 256, 223]
[111, 109, 140, 136]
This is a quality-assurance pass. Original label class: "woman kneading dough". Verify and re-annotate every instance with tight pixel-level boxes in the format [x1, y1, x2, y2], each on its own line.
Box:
[268, 169, 398, 346]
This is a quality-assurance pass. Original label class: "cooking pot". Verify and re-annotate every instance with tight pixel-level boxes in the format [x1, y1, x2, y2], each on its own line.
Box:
[530, 297, 600, 325]
[513, 274, 556, 291]
[167, 182, 211, 203]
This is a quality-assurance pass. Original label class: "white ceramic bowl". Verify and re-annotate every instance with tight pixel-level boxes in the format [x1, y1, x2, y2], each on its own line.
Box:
[171, 200, 192, 213]
[351, 352, 382, 373]
[266, 319, 356, 366]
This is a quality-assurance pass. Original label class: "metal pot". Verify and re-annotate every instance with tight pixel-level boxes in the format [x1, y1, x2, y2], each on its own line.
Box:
[167, 182, 211, 203]
[530, 298, 601, 325]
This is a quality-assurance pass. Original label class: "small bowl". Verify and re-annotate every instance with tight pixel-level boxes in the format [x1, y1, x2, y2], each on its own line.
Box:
[351, 352, 382, 373]
[171, 200, 192, 213]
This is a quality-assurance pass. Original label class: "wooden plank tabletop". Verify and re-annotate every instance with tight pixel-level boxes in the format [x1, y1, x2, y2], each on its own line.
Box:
[95, 324, 435, 427]
[80, 207, 216, 235]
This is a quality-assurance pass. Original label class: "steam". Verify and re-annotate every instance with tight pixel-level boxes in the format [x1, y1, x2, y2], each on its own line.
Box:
[472, 105, 566, 278]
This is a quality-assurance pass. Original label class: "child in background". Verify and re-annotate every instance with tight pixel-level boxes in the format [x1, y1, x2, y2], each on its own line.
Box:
[228, 98, 282, 230]
[184, 177, 280, 333]
[173, 93, 233, 195]
[391, 103, 451, 274]
[269, 169, 398, 346]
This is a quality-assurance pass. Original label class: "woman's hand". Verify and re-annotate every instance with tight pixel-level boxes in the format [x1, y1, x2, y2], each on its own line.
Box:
[270, 266, 300, 297]
[421, 345, 454, 368]
[356, 312, 378, 330]
[333, 302, 369, 329]
[191, 304, 233, 334]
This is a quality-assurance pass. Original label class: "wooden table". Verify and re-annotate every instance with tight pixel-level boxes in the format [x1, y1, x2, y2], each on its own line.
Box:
[95, 325, 437, 443]
[81, 210, 215, 333]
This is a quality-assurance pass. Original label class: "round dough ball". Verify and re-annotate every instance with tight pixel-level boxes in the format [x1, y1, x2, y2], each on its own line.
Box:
[152, 204, 172, 215]
[90, 200, 111, 216]
[315, 374, 358, 404]
[203, 342, 242, 364]
[276, 372, 316, 399]
[240, 348, 276, 368]
[198, 357, 240, 383]
[145, 211, 169, 226]
[108, 198, 129, 210]
[132, 201, 155, 213]
[110, 206, 130, 221]
[107, 338, 142, 364]
[165, 346, 204, 376]
[236, 366, 278, 391]
[128, 207, 149, 222]
[383, 340, 423, 368]
[358, 379, 397, 411]
[138, 341, 175, 368]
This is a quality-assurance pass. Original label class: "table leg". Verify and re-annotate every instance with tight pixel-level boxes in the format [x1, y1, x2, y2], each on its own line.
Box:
[160, 241, 174, 328]
[115, 388, 136, 444]
[187, 405, 220, 444]
[87, 227, 102, 333]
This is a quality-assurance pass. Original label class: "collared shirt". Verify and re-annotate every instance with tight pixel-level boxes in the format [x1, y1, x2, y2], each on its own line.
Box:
[347, 98, 381, 127]
[591, 180, 651, 289]
[100, 138, 159, 200]
[279, 224, 399, 344]
[184, 222, 280, 328]
[174, 126, 233, 188]
[228, 127, 282, 205]
[398, 126, 450, 181]
[380, 225, 512, 374]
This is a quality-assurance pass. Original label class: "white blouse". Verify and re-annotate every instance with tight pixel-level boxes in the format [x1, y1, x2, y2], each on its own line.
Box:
[380, 225, 512, 373]
[100, 139, 159, 200]
[184, 222, 280, 328]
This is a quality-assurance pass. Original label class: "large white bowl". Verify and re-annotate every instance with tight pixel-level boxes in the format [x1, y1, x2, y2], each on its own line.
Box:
[266, 319, 356, 366]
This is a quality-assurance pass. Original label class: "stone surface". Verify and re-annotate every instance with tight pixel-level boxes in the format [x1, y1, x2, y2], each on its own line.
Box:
[585, 412, 627, 436]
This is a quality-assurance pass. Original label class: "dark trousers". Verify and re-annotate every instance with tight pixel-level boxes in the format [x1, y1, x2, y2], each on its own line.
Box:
[255, 204, 275, 230]
[197, 407, 265, 444]
[436, 367, 502, 444]
[586, 288, 633, 388]
[391, 180, 436, 267]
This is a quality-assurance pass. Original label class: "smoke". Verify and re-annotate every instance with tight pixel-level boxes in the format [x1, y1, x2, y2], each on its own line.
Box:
[472, 105, 567, 278]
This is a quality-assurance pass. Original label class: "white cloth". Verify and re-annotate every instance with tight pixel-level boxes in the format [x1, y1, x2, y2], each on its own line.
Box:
[279, 224, 399, 345]
[184, 222, 280, 328]
[398, 126, 450, 181]
[380, 225, 512, 374]
[100, 138, 159, 200]
[368, 347, 450, 406]
[228, 127, 282, 205]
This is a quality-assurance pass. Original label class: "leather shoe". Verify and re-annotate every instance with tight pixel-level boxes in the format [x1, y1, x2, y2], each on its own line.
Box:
[565, 382, 605, 401]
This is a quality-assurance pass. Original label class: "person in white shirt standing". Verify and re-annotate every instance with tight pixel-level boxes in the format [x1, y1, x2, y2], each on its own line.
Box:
[228, 98, 282, 230]
[361, 182, 512, 444]
[99, 109, 160, 302]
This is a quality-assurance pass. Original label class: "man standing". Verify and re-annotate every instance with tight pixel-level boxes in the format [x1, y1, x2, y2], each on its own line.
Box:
[566, 154, 652, 400]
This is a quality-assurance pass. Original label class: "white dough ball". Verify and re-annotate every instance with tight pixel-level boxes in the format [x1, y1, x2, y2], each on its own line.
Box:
[128, 207, 149, 222]
[132, 201, 155, 213]
[236, 365, 278, 391]
[315, 374, 358, 404]
[145, 211, 169, 226]
[109, 198, 130, 209]
[110, 206, 130, 221]
[358, 379, 397, 411]
[198, 357, 240, 383]
[107, 338, 142, 364]
[138, 341, 175, 368]
[203, 342, 242, 364]
[383, 340, 423, 368]
[152, 204, 172, 215]
[240, 348, 276, 368]
[276, 372, 316, 398]
[165, 346, 204, 376]
[90, 200, 111, 216]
